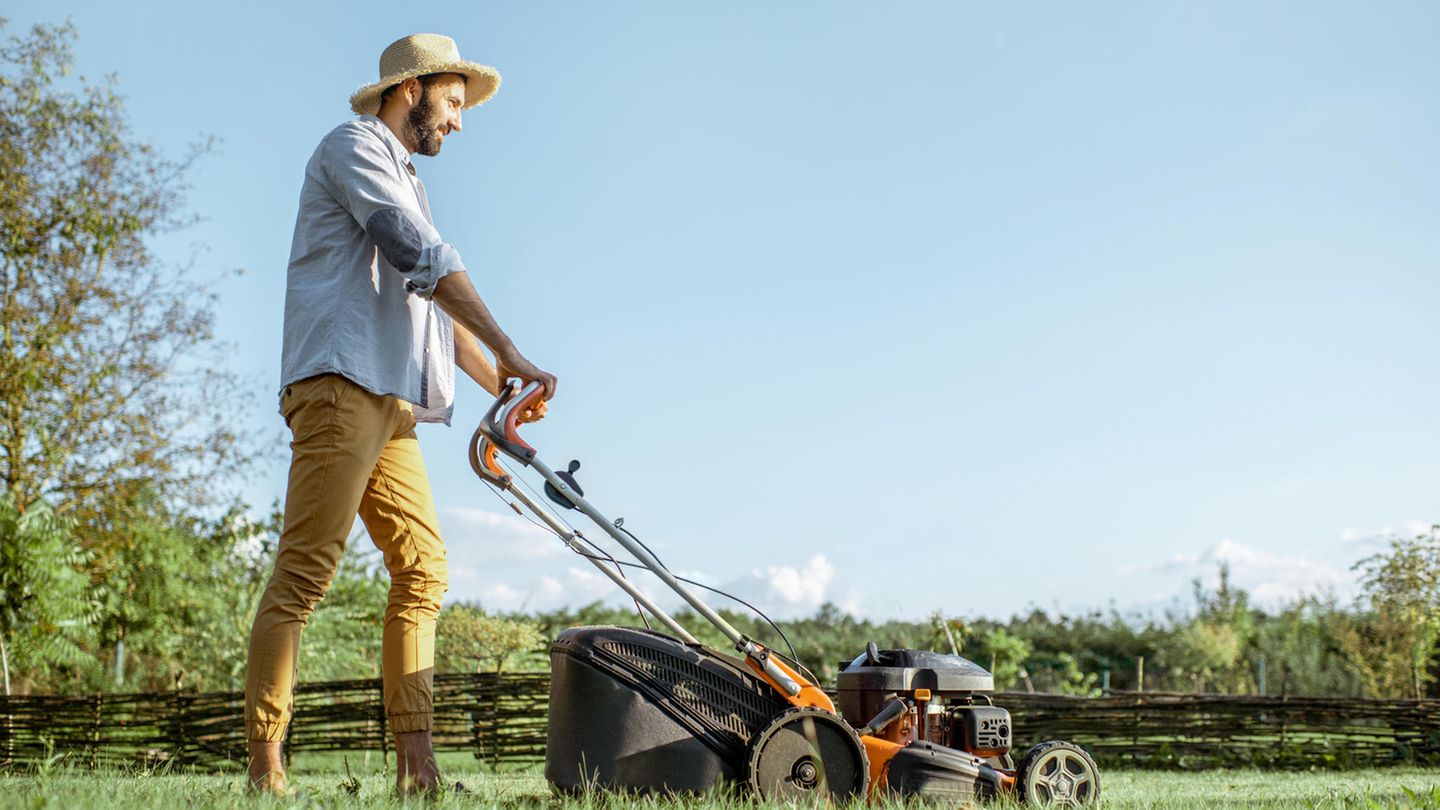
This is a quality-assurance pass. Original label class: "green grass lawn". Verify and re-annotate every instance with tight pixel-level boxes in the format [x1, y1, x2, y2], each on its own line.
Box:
[4, 760, 1440, 808]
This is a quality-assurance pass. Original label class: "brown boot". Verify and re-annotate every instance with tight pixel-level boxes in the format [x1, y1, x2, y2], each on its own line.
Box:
[394, 729, 443, 795]
[246, 740, 288, 796]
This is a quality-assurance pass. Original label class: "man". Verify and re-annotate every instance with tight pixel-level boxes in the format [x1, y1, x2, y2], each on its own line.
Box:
[245, 33, 555, 795]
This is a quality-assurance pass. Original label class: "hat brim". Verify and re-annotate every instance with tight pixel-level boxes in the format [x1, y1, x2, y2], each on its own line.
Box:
[349, 61, 501, 116]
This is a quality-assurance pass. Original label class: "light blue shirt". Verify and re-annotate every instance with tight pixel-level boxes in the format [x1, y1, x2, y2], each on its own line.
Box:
[279, 116, 461, 424]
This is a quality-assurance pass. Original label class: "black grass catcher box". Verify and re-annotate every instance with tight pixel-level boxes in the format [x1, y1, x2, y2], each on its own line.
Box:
[544, 625, 790, 794]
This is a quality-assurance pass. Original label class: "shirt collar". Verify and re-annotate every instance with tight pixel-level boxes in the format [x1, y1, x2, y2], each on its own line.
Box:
[358, 114, 416, 176]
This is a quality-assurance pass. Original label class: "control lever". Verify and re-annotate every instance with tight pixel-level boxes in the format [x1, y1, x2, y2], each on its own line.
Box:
[858, 697, 909, 736]
[865, 641, 882, 666]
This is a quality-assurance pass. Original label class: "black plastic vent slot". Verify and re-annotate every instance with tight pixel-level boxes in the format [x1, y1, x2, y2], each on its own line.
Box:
[598, 641, 779, 742]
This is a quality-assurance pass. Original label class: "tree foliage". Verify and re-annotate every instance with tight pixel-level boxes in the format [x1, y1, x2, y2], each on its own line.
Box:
[87, 495, 279, 692]
[970, 626, 1036, 691]
[1333, 528, 1440, 698]
[0, 18, 272, 695]
[436, 604, 545, 674]
[0, 493, 94, 691]
[0, 19, 255, 521]
[1153, 565, 1257, 693]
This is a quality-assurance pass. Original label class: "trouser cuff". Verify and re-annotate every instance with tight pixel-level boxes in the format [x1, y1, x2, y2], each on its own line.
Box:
[389, 711, 433, 734]
[247, 721, 288, 743]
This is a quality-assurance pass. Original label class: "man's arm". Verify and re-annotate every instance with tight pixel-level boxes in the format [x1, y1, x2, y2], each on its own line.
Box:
[433, 272, 556, 400]
[453, 320, 500, 396]
[454, 320, 548, 421]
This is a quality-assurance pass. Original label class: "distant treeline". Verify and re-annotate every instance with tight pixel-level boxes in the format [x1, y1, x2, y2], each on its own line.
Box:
[3, 486, 1437, 703]
[520, 540, 1438, 701]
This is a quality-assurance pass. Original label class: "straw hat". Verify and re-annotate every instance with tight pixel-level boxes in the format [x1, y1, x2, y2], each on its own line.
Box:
[349, 33, 501, 116]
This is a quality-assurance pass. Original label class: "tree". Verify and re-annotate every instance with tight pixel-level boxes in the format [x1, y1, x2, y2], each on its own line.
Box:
[969, 626, 1034, 691]
[1152, 564, 1258, 693]
[1004, 608, 1160, 692]
[1250, 596, 1360, 697]
[88, 493, 278, 691]
[0, 19, 256, 522]
[436, 604, 545, 674]
[147, 504, 278, 692]
[1335, 528, 1440, 698]
[0, 494, 94, 693]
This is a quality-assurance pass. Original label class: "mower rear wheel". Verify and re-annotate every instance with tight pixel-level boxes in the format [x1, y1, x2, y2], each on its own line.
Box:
[1015, 741, 1100, 805]
[746, 707, 869, 801]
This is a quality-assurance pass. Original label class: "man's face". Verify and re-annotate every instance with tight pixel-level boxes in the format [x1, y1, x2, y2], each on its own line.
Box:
[405, 75, 466, 156]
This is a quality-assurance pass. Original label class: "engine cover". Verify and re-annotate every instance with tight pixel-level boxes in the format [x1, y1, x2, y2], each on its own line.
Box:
[951, 705, 1013, 758]
[836, 647, 994, 732]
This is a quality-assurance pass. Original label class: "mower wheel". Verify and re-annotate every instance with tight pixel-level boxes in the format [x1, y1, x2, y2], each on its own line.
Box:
[1015, 740, 1100, 806]
[746, 707, 869, 802]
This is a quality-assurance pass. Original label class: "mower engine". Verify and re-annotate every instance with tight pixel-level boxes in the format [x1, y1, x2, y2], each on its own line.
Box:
[837, 643, 1013, 768]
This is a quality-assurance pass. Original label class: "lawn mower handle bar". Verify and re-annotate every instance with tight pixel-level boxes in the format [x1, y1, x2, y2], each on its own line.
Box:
[468, 385, 701, 645]
[471, 382, 803, 697]
[476, 380, 546, 463]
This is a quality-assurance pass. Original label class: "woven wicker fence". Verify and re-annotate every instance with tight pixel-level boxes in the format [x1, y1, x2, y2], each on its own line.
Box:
[1001, 691, 1440, 769]
[0, 673, 549, 770]
[1, 676, 1437, 770]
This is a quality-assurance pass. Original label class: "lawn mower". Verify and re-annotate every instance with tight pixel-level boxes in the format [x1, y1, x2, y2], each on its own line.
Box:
[469, 382, 1100, 805]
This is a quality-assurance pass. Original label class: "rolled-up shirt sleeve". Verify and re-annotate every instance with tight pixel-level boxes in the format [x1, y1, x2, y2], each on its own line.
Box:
[318, 125, 464, 298]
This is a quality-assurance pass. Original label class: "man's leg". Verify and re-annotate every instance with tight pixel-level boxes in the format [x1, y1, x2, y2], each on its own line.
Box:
[358, 405, 450, 794]
[244, 375, 398, 792]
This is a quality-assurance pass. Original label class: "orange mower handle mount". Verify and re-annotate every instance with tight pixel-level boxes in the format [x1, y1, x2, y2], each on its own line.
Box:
[470, 380, 547, 487]
[741, 644, 836, 713]
[475, 380, 544, 464]
[467, 429, 510, 487]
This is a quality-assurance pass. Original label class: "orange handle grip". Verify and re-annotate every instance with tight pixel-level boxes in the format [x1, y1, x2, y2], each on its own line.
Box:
[501, 382, 547, 454]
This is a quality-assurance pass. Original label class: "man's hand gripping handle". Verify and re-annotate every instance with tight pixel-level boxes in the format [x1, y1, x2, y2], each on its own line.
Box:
[469, 381, 546, 487]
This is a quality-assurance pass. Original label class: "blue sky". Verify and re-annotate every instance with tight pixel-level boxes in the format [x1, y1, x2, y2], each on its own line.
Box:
[10, 1, 1439, 621]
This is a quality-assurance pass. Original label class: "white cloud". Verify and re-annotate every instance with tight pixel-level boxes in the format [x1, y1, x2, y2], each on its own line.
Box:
[479, 581, 526, 605]
[439, 507, 561, 567]
[460, 553, 843, 618]
[1123, 538, 1352, 609]
[464, 565, 643, 613]
[760, 555, 835, 606]
[1211, 539, 1347, 603]
[1339, 521, 1433, 546]
[700, 555, 839, 619]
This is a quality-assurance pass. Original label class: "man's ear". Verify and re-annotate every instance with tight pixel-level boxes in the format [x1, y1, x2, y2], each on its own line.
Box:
[402, 77, 423, 106]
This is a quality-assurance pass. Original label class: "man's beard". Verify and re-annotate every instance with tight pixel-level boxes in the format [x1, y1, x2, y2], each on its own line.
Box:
[405, 91, 445, 156]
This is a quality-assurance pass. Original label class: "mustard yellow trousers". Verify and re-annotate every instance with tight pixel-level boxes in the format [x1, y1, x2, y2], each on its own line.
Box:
[245, 373, 448, 741]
